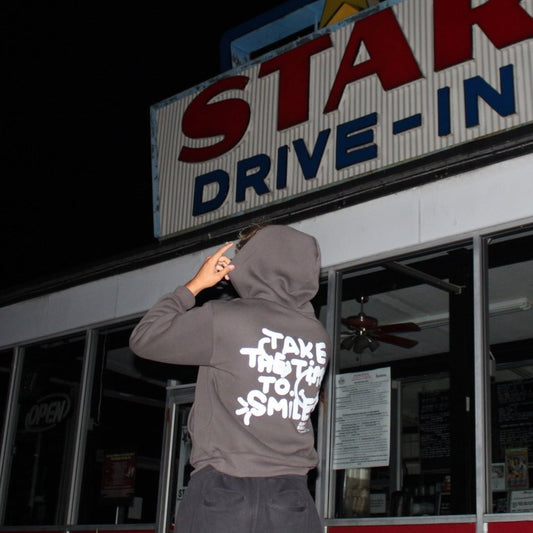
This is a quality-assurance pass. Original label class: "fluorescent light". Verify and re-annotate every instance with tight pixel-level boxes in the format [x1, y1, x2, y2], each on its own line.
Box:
[416, 297, 531, 329]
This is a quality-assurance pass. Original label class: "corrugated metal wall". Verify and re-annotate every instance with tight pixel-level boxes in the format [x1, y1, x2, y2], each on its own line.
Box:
[152, 0, 533, 239]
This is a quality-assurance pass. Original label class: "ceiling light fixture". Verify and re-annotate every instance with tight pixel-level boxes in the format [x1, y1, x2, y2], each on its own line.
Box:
[415, 297, 532, 329]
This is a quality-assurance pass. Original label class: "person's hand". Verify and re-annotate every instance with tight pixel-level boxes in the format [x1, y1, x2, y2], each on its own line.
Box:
[185, 242, 235, 296]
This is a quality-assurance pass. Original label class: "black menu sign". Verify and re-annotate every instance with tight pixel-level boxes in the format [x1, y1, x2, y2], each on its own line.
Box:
[419, 390, 450, 470]
[493, 378, 533, 462]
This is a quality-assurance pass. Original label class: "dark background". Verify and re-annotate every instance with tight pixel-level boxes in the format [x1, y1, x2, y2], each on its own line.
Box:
[1, 1, 288, 293]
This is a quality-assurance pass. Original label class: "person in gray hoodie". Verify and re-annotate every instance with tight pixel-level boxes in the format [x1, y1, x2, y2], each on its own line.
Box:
[129, 224, 331, 533]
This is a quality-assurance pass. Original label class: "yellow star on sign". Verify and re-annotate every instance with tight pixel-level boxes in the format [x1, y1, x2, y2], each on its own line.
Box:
[319, 0, 371, 29]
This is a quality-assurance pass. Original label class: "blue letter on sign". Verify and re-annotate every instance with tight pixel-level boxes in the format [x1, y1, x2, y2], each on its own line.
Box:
[464, 64, 515, 128]
[336, 113, 378, 170]
[193, 170, 229, 216]
[293, 129, 331, 180]
[235, 154, 271, 203]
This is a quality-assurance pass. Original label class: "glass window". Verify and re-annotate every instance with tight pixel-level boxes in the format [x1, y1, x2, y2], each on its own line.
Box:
[4, 335, 85, 525]
[330, 243, 475, 519]
[78, 323, 176, 525]
[0, 349, 12, 443]
[488, 228, 533, 513]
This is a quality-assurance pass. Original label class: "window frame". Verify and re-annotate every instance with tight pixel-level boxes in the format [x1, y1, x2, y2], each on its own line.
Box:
[320, 238, 480, 526]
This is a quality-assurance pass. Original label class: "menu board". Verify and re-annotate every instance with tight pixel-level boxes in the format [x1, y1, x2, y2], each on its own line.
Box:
[419, 390, 450, 470]
[493, 378, 533, 462]
[333, 368, 391, 470]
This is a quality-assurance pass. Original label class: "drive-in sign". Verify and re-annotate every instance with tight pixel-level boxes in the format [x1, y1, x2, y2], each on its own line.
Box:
[151, 0, 533, 238]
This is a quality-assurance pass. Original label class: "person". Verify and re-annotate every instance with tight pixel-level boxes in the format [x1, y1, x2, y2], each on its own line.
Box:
[129, 224, 331, 533]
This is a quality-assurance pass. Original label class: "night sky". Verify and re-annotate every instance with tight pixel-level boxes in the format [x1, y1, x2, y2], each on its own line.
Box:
[1, 1, 288, 293]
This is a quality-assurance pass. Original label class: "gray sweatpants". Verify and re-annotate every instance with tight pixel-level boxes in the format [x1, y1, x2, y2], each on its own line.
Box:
[175, 465, 323, 533]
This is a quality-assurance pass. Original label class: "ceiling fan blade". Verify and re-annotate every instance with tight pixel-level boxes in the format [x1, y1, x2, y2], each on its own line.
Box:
[371, 332, 419, 349]
[377, 322, 421, 333]
[341, 335, 356, 350]
[342, 314, 379, 330]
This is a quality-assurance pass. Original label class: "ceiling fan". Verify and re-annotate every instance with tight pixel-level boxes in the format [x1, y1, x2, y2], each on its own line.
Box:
[340, 296, 421, 353]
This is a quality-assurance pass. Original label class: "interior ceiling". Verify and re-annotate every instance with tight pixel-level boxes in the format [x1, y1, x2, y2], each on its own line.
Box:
[336, 235, 533, 371]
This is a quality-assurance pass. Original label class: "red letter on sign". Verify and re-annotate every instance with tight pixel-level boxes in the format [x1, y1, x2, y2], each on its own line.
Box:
[179, 76, 251, 163]
[434, 0, 533, 72]
[324, 9, 422, 113]
[259, 34, 332, 131]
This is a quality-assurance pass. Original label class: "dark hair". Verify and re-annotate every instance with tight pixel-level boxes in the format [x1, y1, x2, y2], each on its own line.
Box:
[235, 223, 265, 251]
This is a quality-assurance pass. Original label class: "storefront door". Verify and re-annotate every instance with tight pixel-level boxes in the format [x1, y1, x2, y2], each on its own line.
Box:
[155, 383, 194, 533]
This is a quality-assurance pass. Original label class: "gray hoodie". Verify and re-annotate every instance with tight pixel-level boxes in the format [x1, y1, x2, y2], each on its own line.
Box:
[129, 225, 331, 477]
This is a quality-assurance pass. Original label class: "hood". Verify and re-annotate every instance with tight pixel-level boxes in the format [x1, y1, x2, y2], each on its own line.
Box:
[229, 225, 321, 315]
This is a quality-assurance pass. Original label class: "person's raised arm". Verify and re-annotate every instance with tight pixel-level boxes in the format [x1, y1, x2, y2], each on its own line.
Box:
[129, 242, 235, 364]
[185, 242, 235, 296]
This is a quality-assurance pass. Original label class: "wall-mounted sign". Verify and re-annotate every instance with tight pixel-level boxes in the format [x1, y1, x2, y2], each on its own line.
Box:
[419, 389, 450, 470]
[24, 392, 71, 432]
[493, 378, 533, 462]
[101, 451, 136, 501]
[509, 489, 533, 513]
[333, 367, 391, 469]
[151, 0, 533, 239]
[505, 447, 529, 490]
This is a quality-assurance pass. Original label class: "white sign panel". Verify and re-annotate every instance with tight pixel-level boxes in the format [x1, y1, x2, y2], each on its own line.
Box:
[333, 367, 391, 469]
[152, 0, 533, 239]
